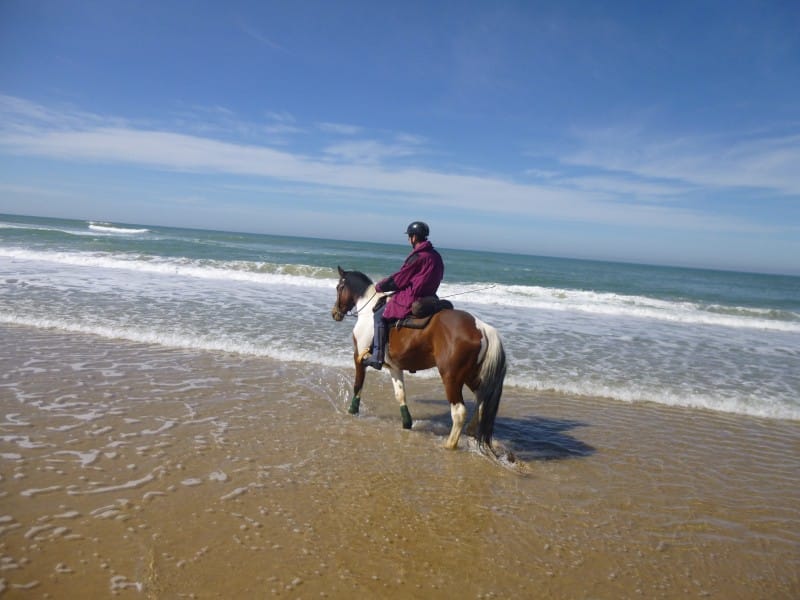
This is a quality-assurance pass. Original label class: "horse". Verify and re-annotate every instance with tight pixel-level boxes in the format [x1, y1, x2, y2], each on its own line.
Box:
[331, 266, 506, 452]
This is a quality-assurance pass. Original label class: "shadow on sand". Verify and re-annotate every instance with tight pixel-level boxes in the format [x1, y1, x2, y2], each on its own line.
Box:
[410, 399, 596, 462]
[494, 415, 595, 462]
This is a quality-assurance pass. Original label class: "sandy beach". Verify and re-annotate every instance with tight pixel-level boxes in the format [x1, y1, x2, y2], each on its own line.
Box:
[1, 323, 798, 598]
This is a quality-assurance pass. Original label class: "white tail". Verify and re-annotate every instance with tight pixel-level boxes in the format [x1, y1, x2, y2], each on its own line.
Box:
[475, 319, 507, 447]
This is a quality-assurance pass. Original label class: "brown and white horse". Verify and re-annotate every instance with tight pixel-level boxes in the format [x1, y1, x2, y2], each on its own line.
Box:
[331, 266, 506, 452]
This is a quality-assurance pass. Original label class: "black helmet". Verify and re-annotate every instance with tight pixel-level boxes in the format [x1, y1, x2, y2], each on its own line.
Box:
[405, 221, 430, 239]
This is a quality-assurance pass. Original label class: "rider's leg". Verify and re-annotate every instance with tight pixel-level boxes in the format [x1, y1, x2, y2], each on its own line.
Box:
[363, 304, 387, 370]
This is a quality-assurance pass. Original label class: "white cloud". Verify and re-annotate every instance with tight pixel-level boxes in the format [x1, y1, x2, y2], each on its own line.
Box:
[236, 20, 285, 52]
[564, 125, 800, 196]
[559, 175, 694, 200]
[0, 96, 795, 236]
[322, 139, 421, 164]
[261, 110, 304, 137]
[265, 110, 296, 124]
[317, 122, 363, 135]
[0, 94, 122, 131]
[0, 124, 639, 224]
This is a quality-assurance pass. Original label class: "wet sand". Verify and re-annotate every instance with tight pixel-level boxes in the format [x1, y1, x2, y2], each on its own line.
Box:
[1, 324, 799, 598]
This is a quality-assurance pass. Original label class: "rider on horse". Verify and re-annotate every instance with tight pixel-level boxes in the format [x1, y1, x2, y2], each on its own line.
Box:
[362, 221, 445, 370]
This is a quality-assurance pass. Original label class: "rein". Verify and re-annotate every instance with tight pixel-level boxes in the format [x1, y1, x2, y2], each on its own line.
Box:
[347, 289, 378, 317]
[340, 284, 496, 318]
[440, 284, 496, 299]
[338, 286, 382, 319]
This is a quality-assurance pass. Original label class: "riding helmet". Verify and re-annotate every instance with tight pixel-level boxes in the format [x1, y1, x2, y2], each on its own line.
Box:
[405, 221, 430, 239]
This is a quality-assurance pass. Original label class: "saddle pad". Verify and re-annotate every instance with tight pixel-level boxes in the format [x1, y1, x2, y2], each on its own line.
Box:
[411, 296, 454, 317]
[395, 301, 454, 330]
[394, 315, 434, 330]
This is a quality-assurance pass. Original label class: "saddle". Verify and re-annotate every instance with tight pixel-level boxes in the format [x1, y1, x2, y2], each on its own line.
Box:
[394, 296, 454, 330]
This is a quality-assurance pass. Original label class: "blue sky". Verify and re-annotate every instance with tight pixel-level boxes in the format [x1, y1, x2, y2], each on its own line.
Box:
[1, 1, 798, 274]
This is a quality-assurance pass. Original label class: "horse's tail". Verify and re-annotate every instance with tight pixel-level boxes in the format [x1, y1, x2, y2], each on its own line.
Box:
[475, 319, 507, 448]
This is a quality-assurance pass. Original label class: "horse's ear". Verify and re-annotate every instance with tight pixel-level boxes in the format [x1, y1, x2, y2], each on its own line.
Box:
[337, 265, 345, 277]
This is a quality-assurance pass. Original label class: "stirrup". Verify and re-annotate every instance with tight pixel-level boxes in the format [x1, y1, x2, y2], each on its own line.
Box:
[363, 357, 383, 370]
[359, 348, 383, 370]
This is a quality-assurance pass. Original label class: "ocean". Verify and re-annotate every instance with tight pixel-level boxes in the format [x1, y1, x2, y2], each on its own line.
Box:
[1, 212, 798, 421]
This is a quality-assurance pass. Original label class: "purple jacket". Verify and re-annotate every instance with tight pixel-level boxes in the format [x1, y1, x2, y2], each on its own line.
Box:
[375, 240, 444, 320]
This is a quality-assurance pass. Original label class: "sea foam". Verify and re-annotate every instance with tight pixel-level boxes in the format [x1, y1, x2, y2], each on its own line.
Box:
[3, 246, 797, 332]
[88, 223, 149, 234]
[0, 311, 351, 369]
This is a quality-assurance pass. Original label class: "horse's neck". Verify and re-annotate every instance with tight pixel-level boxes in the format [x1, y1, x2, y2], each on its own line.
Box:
[356, 283, 381, 315]
[355, 284, 381, 317]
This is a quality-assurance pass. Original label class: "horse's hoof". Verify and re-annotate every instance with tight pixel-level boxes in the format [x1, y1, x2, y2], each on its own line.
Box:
[442, 436, 459, 450]
[400, 406, 412, 429]
[348, 395, 361, 415]
[478, 442, 499, 458]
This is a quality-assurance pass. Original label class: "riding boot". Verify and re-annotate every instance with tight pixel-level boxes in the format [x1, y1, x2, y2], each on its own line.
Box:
[363, 317, 386, 370]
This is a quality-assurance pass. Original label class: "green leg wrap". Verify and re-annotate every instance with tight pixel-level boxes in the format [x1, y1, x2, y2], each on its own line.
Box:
[400, 405, 412, 429]
[348, 395, 361, 415]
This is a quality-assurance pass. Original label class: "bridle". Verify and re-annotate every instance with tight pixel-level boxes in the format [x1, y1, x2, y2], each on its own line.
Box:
[334, 278, 352, 317]
[334, 276, 377, 319]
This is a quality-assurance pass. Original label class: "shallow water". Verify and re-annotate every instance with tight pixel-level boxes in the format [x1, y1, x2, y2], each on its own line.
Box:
[1, 324, 798, 598]
[3, 213, 799, 421]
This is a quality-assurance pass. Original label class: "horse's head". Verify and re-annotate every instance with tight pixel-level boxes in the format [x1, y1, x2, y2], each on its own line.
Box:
[332, 266, 373, 321]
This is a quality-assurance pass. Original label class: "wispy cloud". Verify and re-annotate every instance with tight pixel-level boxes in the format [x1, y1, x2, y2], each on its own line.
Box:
[317, 122, 362, 136]
[235, 19, 286, 52]
[0, 94, 124, 132]
[263, 111, 304, 137]
[558, 174, 695, 200]
[0, 96, 795, 235]
[322, 137, 426, 165]
[564, 125, 800, 196]
[169, 103, 306, 140]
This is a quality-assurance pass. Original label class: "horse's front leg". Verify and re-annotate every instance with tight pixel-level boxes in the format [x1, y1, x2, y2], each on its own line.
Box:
[349, 348, 367, 415]
[349, 318, 374, 415]
[388, 366, 412, 429]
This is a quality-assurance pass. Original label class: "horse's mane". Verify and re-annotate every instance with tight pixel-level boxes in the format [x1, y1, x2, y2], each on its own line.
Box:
[345, 269, 373, 298]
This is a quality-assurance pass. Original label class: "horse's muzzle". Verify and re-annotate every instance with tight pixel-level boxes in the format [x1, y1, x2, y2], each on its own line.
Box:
[331, 306, 345, 321]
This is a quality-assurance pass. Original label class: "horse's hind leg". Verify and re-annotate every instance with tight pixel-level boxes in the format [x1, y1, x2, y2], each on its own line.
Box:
[443, 378, 467, 450]
[466, 399, 482, 438]
[446, 402, 467, 449]
[463, 375, 482, 437]
[389, 368, 412, 429]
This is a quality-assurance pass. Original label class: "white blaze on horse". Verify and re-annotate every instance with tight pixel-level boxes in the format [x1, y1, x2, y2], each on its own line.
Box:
[331, 266, 506, 452]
